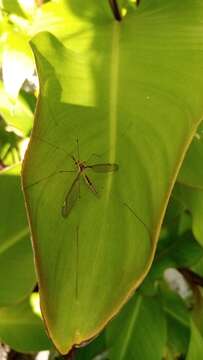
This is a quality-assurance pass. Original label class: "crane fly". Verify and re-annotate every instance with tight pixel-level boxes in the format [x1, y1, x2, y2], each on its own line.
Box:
[25, 136, 152, 243]
[61, 152, 119, 218]
[25, 136, 119, 218]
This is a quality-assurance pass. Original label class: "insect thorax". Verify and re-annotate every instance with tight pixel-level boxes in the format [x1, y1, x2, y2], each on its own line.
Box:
[77, 160, 87, 172]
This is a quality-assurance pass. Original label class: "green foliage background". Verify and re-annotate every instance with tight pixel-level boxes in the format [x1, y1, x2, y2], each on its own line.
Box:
[1, 0, 203, 359]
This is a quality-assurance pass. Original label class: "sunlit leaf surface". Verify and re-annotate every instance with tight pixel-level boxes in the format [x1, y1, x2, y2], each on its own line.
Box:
[2, 31, 34, 99]
[22, 0, 203, 354]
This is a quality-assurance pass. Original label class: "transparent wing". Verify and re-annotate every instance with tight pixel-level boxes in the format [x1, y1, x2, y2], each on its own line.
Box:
[61, 172, 81, 218]
[87, 163, 119, 173]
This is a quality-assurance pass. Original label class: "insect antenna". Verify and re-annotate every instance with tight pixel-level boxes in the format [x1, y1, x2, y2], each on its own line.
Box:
[75, 225, 79, 300]
[76, 137, 80, 159]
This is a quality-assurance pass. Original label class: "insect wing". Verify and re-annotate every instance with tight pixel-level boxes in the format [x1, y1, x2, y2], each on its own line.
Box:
[88, 163, 119, 173]
[61, 173, 80, 218]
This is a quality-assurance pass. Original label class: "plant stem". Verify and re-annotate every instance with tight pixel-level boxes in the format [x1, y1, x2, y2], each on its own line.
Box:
[108, 0, 122, 21]
[178, 268, 203, 287]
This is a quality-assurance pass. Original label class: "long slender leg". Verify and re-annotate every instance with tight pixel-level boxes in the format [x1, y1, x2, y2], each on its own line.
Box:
[123, 202, 151, 238]
[83, 173, 98, 196]
[78, 177, 81, 199]
[25, 170, 75, 189]
[75, 225, 79, 300]
[32, 134, 73, 158]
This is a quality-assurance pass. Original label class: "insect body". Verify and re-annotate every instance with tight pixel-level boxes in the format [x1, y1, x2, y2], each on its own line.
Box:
[61, 155, 119, 218]
[25, 136, 119, 219]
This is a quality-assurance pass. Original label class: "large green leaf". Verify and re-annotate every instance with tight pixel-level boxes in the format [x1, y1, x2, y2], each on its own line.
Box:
[0, 296, 51, 352]
[1, 0, 27, 18]
[22, 0, 203, 354]
[76, 331, 107, 360]
[106, 294, 166, 360]
[0, 164, 36, 305]
[173, 184, 203, 246]
[31, 0, 111, 44]
[178, 122, 203, 190]
[161, 284, 190, 357]
[142, 229, 203, 295]
[187, 321, 203, 360]
[0, 81, 34, 136]
[173, 121, 203, 247]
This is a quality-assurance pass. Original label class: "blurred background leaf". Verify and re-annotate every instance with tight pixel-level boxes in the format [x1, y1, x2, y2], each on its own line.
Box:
[0, 295, 51, 352]
[0, 164, 36, 306]
[1, 0, 203, 358]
